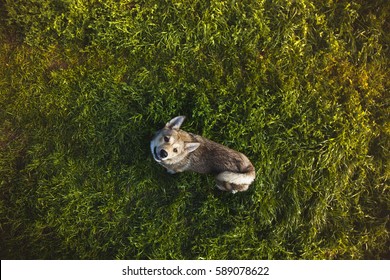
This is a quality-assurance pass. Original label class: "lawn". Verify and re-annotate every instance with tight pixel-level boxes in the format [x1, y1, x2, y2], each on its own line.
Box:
[0, 0, 389, 259]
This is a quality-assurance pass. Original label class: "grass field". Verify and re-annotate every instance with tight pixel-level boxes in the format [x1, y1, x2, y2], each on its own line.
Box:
[0, 0, 389, 259]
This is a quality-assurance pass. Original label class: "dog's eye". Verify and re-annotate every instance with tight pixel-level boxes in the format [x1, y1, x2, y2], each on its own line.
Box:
[173, 148, 178, 153]
[164, 136, 170, 142]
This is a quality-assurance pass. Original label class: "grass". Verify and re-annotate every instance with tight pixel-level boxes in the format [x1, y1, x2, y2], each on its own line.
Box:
[0, 0, 389, 259]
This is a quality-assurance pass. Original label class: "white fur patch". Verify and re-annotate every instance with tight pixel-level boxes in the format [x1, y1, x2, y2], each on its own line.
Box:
[150, 138, 161, 162]
[216, 171, 255, 185]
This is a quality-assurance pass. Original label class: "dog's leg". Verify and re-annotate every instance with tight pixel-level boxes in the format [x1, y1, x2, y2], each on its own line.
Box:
[215, 169, 255, 193]
[216, 179, 236, 193]
[216, 181, 228, 192]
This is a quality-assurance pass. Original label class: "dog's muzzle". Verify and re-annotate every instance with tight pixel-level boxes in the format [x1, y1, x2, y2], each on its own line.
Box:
[153, 147, 169, 162]
[153, 146, 161, 162]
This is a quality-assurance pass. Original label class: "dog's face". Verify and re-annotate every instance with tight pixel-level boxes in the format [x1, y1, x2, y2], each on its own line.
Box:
[150, 116, 200, 165]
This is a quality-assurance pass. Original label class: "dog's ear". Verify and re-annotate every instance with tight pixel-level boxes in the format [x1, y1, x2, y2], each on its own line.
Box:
[185, 142, 200, 153]
[166, 116, 186, 130]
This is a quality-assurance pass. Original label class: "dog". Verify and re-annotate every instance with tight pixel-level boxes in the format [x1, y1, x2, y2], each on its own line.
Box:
[150, 116, 255, 193]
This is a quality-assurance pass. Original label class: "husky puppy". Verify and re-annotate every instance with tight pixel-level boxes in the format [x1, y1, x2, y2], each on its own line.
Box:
[150, 116, 255, 193]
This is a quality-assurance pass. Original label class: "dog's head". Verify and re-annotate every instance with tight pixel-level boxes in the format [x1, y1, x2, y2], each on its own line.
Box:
[150, 116, 200, 164]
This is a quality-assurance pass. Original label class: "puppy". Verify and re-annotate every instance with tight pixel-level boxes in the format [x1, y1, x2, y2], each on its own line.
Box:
[150, 116, 255, 193]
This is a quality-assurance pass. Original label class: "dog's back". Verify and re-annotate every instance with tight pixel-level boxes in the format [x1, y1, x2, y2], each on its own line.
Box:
[186, 134, 255, 192]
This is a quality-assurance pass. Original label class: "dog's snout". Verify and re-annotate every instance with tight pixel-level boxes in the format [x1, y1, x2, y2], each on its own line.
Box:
[160, 149, 168, 158]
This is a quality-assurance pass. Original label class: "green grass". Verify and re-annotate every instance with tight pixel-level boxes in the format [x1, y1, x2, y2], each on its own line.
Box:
[0, 0, 389, 259]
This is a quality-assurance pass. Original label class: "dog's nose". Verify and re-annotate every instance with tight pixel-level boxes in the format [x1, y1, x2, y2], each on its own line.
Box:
[160, 149, 168, 158]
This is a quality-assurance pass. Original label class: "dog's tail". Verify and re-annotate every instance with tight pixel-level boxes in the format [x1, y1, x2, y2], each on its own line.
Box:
[215, 167, 255, 193]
